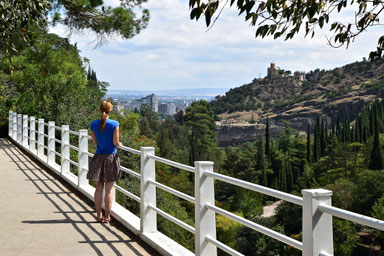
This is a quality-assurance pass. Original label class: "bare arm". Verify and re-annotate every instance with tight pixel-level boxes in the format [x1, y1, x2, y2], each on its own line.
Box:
[113, 126, 121, 147]
[90, 130, 97, 146]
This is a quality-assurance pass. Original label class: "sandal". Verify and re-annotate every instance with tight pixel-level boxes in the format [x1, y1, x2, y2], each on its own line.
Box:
[102, 217, 111, 223]
[96, 216, 103, 223]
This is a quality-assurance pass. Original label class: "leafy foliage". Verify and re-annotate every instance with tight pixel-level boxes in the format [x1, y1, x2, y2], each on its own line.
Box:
[0, 31, 107, 130]
[189, 0, 384, 59]
[51, 0, 150, 44]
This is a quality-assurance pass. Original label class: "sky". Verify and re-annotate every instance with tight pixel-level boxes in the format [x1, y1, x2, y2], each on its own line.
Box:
[49, 0, 381, 91]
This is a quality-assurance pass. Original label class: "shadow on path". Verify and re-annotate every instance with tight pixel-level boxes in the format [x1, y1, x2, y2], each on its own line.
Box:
[1, 138, 160, 256]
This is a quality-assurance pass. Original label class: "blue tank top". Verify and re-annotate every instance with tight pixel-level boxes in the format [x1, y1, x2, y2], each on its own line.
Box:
[90, 119, 119, 154]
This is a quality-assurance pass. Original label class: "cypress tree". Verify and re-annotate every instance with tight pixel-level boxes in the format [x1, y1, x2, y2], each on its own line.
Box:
[363, 126, 367, 143]
[359, 115, 363, 143]
[313, 116, 320, 162]
[325, 119, 329, 146]
[287, 162, 293, 192]
[370, 105, 374, 136]
[306, 123, 311, 163]
[320, 118, 326, 156]
[265, 116, 270, 158]
[336, 116, 341, 141]
[369, 106, 384, 170]
[344, 117, 350, 143]
[279, 162, 287, 192]
[355, 116, 360, 142]
[256, 138, 267, 186]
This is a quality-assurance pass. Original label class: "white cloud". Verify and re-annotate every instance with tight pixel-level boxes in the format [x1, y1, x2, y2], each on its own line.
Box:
[49, 0, 382, 91]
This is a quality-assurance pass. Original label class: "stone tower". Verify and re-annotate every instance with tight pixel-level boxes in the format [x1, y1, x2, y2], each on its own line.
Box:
[267, 62, 279, 78]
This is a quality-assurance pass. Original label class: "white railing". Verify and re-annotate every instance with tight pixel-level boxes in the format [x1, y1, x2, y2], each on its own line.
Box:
[7, 110, 384, 256]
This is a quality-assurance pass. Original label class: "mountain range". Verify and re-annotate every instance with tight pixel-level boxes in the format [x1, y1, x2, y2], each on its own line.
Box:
[107, 88, 229, 97]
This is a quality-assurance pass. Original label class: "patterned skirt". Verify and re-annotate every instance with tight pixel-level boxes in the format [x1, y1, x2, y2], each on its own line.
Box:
[87, 154, 121, 182]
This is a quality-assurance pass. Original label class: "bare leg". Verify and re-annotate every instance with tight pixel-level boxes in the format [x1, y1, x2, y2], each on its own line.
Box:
[94, 181, 104, 221]
[104, 181, 115, 220]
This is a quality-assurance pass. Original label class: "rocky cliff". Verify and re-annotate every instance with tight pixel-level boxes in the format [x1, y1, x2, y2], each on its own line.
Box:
[214, 59, 384, 146]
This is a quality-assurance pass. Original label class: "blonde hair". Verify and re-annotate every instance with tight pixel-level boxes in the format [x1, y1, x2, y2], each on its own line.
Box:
[100, 101, 113, 132]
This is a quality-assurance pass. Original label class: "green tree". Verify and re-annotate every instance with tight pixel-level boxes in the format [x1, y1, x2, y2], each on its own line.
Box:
[189, 0, 384, 59]
[306, 123, 311, 163]
[50, 0, 150, 44]
[1, 32, 107, 129]
[265, 116, 270, 158]
[369, 105, 384, 170]
[0, 0, 50, 72]
[184, 100, 217, 165]
[256, 138, 267, 186]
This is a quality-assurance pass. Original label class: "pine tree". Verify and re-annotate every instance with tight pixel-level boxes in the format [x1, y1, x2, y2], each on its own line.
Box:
[265, 116, 270, 158]
[369, 105, 384, 170]
[306, 123, 311, 163]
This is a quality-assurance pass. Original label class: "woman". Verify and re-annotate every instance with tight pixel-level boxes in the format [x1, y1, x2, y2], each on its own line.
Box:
[87, 100, 121, 223]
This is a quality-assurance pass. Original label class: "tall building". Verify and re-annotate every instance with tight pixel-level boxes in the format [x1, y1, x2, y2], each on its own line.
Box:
[169, 103, 176, 115]
[134, 94, 158, 113]
[158, 103, 169, 114]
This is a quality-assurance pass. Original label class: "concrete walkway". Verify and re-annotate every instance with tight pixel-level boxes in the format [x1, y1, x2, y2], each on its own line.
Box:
[0, 138, 160, 256]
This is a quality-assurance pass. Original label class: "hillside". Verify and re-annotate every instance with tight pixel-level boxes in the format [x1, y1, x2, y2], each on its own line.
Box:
[212, 59, 384, 138]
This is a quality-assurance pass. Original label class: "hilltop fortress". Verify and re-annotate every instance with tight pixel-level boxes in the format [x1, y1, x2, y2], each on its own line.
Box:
[267, 62, 319, 81]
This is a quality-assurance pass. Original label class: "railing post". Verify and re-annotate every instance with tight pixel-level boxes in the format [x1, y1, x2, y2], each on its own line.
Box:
[78, 129, 89, 188]
[47, 121, 55, 165]
[12, 112, 17, 140]
[23, 115, 29, 148]
[8, 111, 12, 137]
[17, 114, 22, 144]
[302, 189, 334, 256]
[37, 119, 45, 158]
[140, 147, 157, 233]
[195, 161, 217, 256]
[61, 125, 70, 176]
[29, 117, 36, 152]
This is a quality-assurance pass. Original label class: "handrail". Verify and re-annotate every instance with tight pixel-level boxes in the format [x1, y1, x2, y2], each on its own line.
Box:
[11, 110, 384, 256]
[148, 180, 195, 203]
[205, 171, 303, 206]
[52, 150, 61, 157]
[319, 252, 333, 256]
[114, 184, 140, 202]
[318, 204, 384, 231]
[148, 154, 195, 173]
[51, 138, 62, 144]
[119, 145, 141, 155]
[68, 144, 79, 151]
[120, 166, 141, 179]
[83, 151, 94, 157]
[68, 130, 79, 136]
[205, 236, 244, 256]
[65, 158, 79, 167]
[205, 203, 303, 251]
[148, 204, 195, 234]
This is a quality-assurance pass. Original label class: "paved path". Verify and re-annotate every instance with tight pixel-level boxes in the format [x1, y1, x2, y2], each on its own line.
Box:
[0, 138, 160, 256]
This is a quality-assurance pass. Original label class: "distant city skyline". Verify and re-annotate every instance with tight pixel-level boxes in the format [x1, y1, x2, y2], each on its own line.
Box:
[50, 0, 380, 91]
